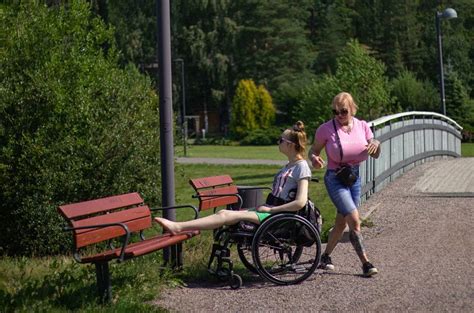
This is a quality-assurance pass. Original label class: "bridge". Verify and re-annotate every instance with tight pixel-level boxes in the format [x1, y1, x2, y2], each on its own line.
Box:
[162, 112, 473, 311]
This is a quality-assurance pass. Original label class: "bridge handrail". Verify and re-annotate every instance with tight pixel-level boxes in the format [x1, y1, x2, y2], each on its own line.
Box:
[360, 111, 462, 201]
[369, 111, 463, 130]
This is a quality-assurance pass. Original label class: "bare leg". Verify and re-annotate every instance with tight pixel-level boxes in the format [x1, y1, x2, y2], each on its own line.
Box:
[345, 210, 369, 264]
[155, 210, 260, 235]
[323, 213, 347, 256]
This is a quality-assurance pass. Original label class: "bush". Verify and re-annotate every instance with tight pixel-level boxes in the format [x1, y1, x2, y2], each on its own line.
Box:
[240, 127, 282, 146]
[390, 70, 439, 111]
[230, 79, 275, 139]
[0, 1, 160, 255]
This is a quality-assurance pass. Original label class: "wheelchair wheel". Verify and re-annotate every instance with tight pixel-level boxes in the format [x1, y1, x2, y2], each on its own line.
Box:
[237, 242, 258, 274]
[252, 214, 321, 285]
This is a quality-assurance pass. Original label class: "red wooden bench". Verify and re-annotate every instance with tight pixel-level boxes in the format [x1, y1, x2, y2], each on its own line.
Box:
[189, 175, 242, 211]
[58, 192, 199, 302]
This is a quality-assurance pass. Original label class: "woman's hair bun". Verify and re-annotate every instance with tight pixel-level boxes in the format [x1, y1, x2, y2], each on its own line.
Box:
[293, 120, 305, 132]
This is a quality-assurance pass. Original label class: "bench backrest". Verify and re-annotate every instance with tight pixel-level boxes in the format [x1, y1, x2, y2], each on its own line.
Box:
[189, 175, 239, 211]
[58, 192, 151, 248]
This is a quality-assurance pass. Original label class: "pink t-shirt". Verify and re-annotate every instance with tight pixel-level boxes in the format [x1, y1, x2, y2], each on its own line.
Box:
[315, 117, 373, 169]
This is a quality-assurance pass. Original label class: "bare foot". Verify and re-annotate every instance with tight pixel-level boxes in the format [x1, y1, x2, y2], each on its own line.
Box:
[154, 217, 181, 235]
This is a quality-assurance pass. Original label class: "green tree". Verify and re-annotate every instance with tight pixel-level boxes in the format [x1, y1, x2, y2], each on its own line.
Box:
[294, 39, 394, 133]
[390, 70, 438, 111]
[445, 71, 474, 131]
[335, 39, 395, 119]
[0, 1, 160, 255]
[230, 79, 258, 138]
[255, 85, 276, 129]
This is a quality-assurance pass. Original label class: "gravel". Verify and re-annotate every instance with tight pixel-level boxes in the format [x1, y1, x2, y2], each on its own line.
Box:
[153, 159, 474, 312]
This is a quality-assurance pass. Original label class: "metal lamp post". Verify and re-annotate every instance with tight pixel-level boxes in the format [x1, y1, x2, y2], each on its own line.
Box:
[436, 7, 457, 116]
[174, 58, 187, 156]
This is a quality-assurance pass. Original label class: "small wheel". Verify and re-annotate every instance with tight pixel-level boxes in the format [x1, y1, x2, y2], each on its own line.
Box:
[229, 274, 242, 289]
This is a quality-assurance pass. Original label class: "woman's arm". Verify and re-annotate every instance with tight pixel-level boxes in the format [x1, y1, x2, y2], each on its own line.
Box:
[257, 179, 309, 213]
[367, 139, 381, 159]
[308, 140, 326, 168]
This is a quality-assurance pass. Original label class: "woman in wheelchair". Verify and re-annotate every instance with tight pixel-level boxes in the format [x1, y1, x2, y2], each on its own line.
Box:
[155, 121, 312, 234]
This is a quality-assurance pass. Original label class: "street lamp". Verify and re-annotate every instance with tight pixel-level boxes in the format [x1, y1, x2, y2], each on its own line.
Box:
[174, 58, 187, 156]
[436, 7, 457, 116]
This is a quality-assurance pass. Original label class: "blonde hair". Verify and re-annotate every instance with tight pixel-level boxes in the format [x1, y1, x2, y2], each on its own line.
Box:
[332, 92, 358, 116]
[285, 121, 307, 155]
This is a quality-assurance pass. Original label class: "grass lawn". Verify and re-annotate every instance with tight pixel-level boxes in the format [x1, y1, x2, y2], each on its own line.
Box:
[175, 144, 287, 160]
[461, 143, 474, 157]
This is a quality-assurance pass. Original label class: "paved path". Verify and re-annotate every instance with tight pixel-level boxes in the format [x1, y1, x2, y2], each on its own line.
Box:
[154, 158, 474, 312]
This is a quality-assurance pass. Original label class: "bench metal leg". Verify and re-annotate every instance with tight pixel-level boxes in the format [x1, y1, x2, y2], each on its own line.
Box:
[95, 262, 111, 303]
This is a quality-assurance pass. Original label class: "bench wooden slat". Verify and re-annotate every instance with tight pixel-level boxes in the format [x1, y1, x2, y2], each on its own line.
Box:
[80, 230, 200, 263]
[72, 205, 151, 234]
[197, 185, 239, 211]
[189, 175, 233, 189]
[75, 217, 151, 248]
[59, 192, 144, 219]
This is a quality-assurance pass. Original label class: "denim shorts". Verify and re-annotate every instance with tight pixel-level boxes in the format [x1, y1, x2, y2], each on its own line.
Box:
[324, 166, 361, 216]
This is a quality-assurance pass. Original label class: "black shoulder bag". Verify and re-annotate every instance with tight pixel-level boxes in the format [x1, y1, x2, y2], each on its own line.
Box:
[332, 119, 358, 187]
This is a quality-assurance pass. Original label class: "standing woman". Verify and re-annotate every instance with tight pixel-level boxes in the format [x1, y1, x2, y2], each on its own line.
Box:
[309, 92, 381, 277]
[155, 121, 311, 234]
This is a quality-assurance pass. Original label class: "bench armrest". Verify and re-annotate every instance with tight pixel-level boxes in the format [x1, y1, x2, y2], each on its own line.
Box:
[64, 222, 131, 262]
[150, 204, 199, 219]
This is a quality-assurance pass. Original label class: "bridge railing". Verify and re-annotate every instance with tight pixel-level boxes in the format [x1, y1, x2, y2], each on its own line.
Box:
[360, 111, 463, 200]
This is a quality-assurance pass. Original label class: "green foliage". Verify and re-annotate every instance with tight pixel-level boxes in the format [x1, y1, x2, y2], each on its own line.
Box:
[0, 256, 173, 312]
[335, 39, 395, 119]
[255, 85, 276, 129]
[0, 1, 160, 255]
[230, 79, 258, 138]
[390, 70, 439, 111]
[292, 76, 339, 134]
[240, 127, 282, 146]
[445, 71, 474, 132]
[294, 40, 394, 133]
[230, 79, 275, 139]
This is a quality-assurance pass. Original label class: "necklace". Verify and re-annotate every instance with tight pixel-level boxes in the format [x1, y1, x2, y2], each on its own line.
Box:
[340, 120, 353, 134]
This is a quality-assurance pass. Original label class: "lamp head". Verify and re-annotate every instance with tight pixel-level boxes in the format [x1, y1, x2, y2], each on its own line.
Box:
[440, 8, 458, 20]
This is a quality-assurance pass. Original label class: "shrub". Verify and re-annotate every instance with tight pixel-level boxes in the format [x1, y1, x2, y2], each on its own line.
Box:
[230, 79, 275, 139]
[390, 70, 439, 111]
[255, 85, 276, 129]
[0, 1, 160, 255]
[230, 79, 258, 138]
[240, 127, 282, 146]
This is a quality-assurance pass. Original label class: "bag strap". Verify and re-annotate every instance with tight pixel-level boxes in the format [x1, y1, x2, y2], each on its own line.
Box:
[332, 119, 343, 163]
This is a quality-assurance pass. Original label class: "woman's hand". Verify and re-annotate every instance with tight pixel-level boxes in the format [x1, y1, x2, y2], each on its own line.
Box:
[257, 205, 272, 213]
[366, 139, 381, 157]
[311, 154, 326, 169]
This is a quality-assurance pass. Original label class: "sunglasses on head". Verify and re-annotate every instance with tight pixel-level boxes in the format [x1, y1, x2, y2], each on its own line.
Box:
[277, 137, 294, 145]
[332, 108, 349, 116]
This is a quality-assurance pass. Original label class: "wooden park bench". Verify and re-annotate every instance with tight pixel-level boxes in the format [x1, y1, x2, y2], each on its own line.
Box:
[57, 192, 199, 302]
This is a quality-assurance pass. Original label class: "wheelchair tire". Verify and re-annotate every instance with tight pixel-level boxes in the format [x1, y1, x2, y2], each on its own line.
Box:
[237, 243, 258, 274]
[251, 214, 321, 285]
[229, 273, 242, 289]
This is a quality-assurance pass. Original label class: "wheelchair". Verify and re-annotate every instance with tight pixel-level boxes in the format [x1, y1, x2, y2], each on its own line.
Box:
[208, 211, 322, 289]
[189, 175, 322, 289]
